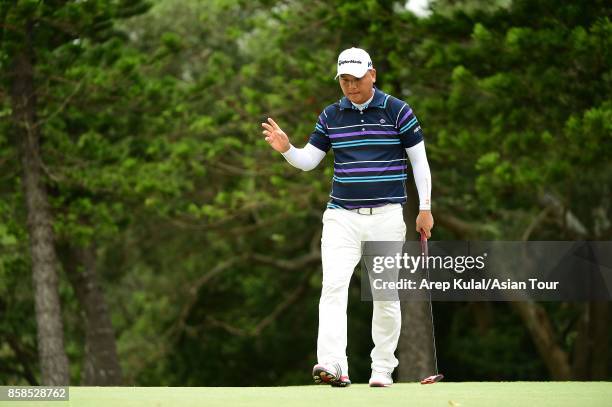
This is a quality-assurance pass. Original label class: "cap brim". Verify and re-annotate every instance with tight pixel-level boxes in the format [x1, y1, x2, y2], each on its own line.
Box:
[335, 66, 369, 80]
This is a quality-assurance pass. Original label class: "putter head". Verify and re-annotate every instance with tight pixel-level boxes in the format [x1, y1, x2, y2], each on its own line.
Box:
[420, 374, 444, 385]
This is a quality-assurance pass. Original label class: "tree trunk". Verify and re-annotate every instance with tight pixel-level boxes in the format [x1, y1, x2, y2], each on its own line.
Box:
[398, 301, 437, 381]
[398, 171, 436, 381]
[10, 32, 70, 385]
[589, 301, 609, 379]
[62, 244, 123, 385]
[573, 303, 590, 379]
[572, 301, 609, 380]
[6, 334, 40, 386]
[510, 301, 571, 380]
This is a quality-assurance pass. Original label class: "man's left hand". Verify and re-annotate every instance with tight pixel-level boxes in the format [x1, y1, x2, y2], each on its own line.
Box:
[416, 210, 434, 238]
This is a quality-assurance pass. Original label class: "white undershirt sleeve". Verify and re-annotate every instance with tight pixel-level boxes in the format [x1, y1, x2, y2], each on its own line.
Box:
[406, 141, 432, 210]
[281, 143, 326, 171]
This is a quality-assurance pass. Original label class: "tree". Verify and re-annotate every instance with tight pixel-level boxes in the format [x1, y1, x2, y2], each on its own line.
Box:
[5, 4, 70, 384]
[388, 0, 611, 379]
[1, 0, 150, 385]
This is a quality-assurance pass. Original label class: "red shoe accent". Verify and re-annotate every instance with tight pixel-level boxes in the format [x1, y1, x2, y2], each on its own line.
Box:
[330, 375, 351, 387]
[420, 374, 444, 384]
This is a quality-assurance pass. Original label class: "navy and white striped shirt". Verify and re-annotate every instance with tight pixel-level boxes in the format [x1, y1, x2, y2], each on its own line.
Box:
[308, 87, 424, 209]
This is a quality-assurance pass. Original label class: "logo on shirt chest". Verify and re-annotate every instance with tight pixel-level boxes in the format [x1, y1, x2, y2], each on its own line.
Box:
[380, 119, 386, 124]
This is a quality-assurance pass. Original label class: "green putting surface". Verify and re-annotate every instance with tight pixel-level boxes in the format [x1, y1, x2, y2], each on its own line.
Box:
[1, 382, 611, 407]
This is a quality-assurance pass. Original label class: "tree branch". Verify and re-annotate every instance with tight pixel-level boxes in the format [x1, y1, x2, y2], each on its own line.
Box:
[250, 249, 320, 271]
[34, 80, 83, 129]
[204, 267, 317, 337]
[522, 206, 553, 241]
[166, 256, 245, 340]
[435, 211, 487, 239]
[162, 202, 270, 231]
[539, 192, 588, 237]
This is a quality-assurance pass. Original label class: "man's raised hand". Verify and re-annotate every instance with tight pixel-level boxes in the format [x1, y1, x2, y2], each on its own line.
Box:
[262, 117, 291, 153]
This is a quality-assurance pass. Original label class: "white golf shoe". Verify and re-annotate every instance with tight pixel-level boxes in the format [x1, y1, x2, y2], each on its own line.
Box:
[312, 362, 342, 385]
[369, 369, 393, 387]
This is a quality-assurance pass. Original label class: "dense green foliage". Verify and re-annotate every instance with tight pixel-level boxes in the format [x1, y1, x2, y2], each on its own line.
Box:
[1, 0, 610, 385]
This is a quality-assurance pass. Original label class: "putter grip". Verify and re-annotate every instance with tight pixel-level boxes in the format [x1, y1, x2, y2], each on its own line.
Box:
[420, 229, 428, 263]
[420, 229, 427, 252]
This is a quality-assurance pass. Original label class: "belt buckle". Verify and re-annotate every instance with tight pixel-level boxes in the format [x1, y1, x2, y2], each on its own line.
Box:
[358, 207, 374, 215]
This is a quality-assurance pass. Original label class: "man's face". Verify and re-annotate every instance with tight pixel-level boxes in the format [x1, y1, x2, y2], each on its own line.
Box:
[339, 69, 376, 105]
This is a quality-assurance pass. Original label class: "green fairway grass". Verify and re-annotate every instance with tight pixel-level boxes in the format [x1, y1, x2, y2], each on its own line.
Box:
[1, 382, 611, 407]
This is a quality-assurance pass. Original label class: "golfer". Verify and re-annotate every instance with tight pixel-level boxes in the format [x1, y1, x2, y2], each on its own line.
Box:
[262, 47, 433, 387]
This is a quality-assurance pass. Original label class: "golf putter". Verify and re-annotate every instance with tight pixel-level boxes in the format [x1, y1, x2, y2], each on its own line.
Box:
[419, 229, 444, 385]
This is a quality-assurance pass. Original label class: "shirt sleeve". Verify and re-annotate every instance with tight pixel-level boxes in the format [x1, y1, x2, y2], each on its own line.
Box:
[405, 141, 432, 210]
[281, 143, 326, 171]
[307, 111, 331, 152]
[396, 103, 424, 148]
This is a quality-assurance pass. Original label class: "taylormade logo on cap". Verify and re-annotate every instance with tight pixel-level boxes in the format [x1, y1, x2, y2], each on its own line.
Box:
[339, 59, 363, 66]
[335, 47, 373, 79]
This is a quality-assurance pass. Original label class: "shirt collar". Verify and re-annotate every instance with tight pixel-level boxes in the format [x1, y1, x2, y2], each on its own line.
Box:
[339, 87, 387, 110]
[351, 92, 375, 111]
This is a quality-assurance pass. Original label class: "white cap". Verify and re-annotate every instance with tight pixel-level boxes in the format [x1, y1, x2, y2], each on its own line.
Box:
[335, 47, 373, 79]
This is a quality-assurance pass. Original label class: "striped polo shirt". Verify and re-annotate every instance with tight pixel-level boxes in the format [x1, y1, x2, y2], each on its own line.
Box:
[308, 87, 424, 209]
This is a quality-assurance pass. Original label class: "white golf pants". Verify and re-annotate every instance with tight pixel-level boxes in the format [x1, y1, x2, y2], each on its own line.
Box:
[317, 204, 406, 376]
